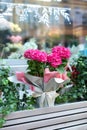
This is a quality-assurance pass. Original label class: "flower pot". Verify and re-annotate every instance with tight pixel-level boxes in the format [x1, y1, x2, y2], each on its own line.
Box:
[25, 73, 59, 107]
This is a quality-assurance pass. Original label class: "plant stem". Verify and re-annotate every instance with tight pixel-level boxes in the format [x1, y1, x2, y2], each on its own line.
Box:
[42, 77, 44, 91]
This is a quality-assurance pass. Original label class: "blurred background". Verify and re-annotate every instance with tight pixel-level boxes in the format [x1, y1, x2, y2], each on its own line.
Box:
[0, 0, 87, 58]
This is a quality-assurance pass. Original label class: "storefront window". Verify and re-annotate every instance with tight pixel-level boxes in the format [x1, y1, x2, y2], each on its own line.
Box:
[0, 0, 87, 58]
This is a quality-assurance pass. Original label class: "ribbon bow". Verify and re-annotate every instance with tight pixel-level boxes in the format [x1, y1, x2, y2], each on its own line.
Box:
[33, 91, 59, 107]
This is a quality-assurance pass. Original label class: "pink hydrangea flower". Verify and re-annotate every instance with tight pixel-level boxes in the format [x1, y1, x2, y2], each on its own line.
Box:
[24, 46, 71, 77]
[47, 53, 62, 68]
[24, 49, 47, 63]
[52, 46, 71, 59]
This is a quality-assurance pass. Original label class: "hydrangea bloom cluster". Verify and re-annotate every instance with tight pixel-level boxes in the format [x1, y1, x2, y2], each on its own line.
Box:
[24, 46, 71, 76]
[47, 46, 71, 68]
[24, 49, 47, 62]
[52, 46, 71, 59]
[47, 53, 62, 68]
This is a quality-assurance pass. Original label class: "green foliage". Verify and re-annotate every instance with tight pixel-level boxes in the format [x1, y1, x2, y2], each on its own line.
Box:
[0, 67, 36, 127]
[27, 60, 46, 77]
[27, 58, 67, 77]
[56, 59, 67, 73]
[70, 56, 87, 87]
[56, 56, 87, 104]
[56, 85, 87, 104]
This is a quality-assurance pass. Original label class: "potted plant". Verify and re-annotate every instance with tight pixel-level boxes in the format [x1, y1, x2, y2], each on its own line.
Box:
[1, 52, 87, 129]
[23, 46, 70, 107]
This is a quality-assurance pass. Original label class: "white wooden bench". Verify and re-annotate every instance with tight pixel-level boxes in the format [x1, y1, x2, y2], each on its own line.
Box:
[1, 101, 87, 130]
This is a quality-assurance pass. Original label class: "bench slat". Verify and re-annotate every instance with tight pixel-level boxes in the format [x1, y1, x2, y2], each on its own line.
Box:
[1, 111, 87, 130]
[6, 101, 87, 120]
[61, 124, 87, 130]
[4, 107, 87, 126]
[35, 119, 87, 130]
[1, 114, 87, 130]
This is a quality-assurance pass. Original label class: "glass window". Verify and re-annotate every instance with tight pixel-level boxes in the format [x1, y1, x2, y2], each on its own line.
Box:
[0, 0, 87, 58]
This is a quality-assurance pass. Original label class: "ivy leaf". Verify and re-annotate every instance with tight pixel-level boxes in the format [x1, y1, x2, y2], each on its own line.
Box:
[0, 118, 5, 128]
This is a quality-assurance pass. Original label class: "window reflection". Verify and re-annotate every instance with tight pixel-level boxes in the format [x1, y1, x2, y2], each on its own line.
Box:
[0, 0, 87, 58]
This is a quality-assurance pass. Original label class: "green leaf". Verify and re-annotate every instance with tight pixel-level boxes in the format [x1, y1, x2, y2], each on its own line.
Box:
[0, 118, 5, 128]
[56, 66, 65, 73]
